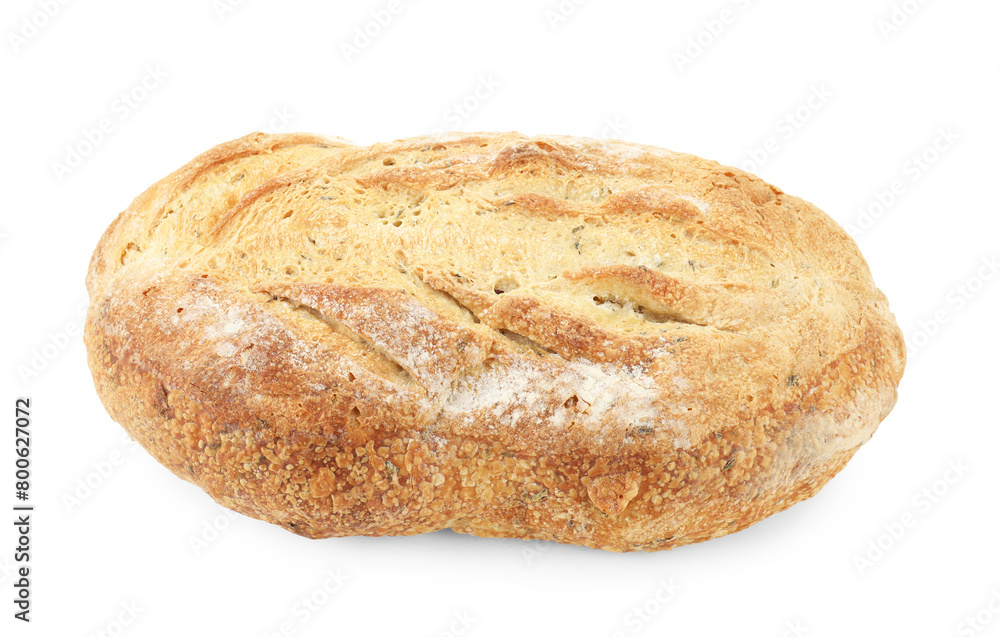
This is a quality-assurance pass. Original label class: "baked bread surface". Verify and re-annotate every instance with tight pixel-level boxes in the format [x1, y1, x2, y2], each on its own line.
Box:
[84, 132, 905, 552]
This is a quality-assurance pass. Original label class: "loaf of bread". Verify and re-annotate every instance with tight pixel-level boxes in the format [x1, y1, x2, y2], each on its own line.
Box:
[84, 131, 905, 552]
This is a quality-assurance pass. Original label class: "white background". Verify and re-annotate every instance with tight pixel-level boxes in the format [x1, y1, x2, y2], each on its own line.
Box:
[2, 0, 999, 635]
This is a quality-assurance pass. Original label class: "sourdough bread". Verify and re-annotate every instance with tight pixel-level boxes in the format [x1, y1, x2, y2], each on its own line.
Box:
[84, 132, 905, 552]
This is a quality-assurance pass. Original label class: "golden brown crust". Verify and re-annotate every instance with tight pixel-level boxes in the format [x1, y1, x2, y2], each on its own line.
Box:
[84, 131, 905, 552]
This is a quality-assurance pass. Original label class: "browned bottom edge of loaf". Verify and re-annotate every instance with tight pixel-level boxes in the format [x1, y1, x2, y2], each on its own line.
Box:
[85, 302, 865, 553]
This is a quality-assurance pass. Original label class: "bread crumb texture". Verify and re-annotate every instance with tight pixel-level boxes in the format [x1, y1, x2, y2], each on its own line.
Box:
[84, 132, 905, 552]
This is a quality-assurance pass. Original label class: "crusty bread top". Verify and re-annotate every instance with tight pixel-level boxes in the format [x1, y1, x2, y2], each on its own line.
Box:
[86, 131, 905, 548]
